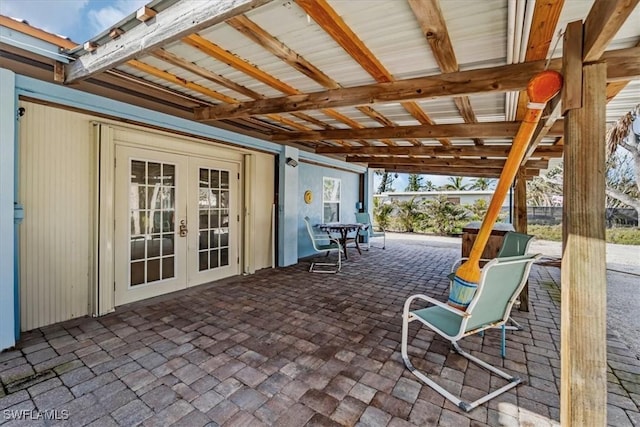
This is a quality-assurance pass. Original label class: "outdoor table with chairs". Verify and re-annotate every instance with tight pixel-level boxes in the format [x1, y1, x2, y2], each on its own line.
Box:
[316, 222, 367, 259]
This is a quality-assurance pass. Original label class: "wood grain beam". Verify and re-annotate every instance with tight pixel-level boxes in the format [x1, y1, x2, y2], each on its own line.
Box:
[65, 0, 272, 83]
[184, 33, 299, 95]
[408, 0, 482, 145]
[220, 15, 395, 145]
[296, 0, 450, 146]
[316, 144, 564, 157]
[226, 15, 339, 90]
[126, 59, 239, 104]
[515, 0, 565, 120]
[272, 120, 564, 142]
[347, 156, 548, 169]
[150, 48, 264, 100]
[561, 61, 607, 427]
[583, 0, 640, 62]
[193, 46, 639, 120]
[370, 164, 539, 178]
[272, 121, 525, 141]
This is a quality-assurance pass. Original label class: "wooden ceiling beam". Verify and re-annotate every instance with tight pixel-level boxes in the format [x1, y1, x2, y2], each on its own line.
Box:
[296, 0, 451, 146]
[126, 59, 238, 104]
[316, 144, 564, 157]
[347, 156, 549, 169]
[527, 0, 639, 152]
[270, 120, 564, 141]
[583, 0, 640, 62]
[515, 0, 565, 120]
[193, 46, 639, 120]
[369, 164, 540, 178]
[65, 0, 272, 83]
[224, 15, 395, 145]
[408, 0, 483, 145]
[150, 48, 264, 100]
[226, 15, 339, 90]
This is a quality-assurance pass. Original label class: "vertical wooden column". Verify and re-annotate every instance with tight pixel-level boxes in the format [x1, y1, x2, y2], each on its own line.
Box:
[514, 168, 528, 233]
[514, 168, 529, 311]
[561, 61, 607, 426]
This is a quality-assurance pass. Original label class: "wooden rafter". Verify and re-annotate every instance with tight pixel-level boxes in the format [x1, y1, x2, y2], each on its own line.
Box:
[370, 165, 540, 178]
[525, 0, 639, 159]
[555, 40, 640, 147]
[193, 46, 639, 120]
[126, 60, 238, 104]
[347, 156, 549, 169]
[515, 0, 566, 120]
[270, 120, 564, 142]
[0, 15, 77, 49]
[295, 0, 451, 146]
[186, 29, 390, 146]
[226, 15, 338, 89]
[65, 0, 273, 83]
[150, 48, 264, 100]
[316, 144, 564, 157]
[583, 0, 640, 62]
[408, 0, 483, 145]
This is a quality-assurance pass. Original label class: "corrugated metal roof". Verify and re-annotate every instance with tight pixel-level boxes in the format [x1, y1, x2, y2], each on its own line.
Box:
[6, 0, 636, 177]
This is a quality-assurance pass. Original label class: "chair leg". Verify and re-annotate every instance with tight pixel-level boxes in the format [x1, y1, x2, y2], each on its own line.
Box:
[501, 325, 506, 358]
[309, 248, 341, 273]
[402, 312, 521, 412]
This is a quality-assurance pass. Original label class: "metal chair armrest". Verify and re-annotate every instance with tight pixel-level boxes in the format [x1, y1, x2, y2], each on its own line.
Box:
[403, 294, 470, 318]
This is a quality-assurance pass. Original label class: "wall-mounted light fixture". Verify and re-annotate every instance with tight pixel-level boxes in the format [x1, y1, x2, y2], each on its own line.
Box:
[285, 157, 298, 167]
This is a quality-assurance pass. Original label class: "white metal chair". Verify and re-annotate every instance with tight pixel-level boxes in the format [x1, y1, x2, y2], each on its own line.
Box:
[355, 212, 385, 250]
[402, 254, 541, 412]
[449, 231, 534, 357]
[303, 216, 342, 273]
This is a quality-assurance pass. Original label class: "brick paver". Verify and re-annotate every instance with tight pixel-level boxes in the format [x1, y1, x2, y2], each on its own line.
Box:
[1, 236, 638, 426]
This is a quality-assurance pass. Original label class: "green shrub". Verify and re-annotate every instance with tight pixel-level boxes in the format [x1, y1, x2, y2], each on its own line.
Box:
[606, 227, 640, 245]
[529, 224, 640, 245]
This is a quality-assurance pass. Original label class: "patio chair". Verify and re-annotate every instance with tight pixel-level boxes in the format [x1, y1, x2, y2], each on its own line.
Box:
[304, 216, 342, 273]
[355, 212, 386, 250]
[402, 253, 541, 412]
[449, 231, 534, 356]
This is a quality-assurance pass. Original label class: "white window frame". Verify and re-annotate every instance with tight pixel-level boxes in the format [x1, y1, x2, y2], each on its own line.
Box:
[322, 177, 341, 223]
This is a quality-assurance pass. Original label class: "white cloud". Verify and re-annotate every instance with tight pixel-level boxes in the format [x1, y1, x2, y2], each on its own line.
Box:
[0, 0, 89, 40]
[87, 0, 148, 35]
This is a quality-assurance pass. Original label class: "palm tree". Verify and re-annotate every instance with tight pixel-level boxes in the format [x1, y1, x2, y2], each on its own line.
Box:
[470, 177, 495, 191]
[394, 197, 421, 232]
[423, 179, 438, 191]
[441, 176, 469, 191]
[605, 104, 640, 223]
[373, 197, 394, 230]
[423, 195, 469, 235]
[375, 171, 395, 193]
[405, 174, 424, 191]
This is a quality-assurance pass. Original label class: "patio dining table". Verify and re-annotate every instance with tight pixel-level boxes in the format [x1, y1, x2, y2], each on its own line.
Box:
[317, 223, 367, 260]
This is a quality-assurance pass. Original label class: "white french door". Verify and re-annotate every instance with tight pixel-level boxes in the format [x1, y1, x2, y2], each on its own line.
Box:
[114, 146, 239, 306]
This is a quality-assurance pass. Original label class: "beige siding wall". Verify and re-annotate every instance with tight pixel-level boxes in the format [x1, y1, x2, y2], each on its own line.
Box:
[18, 102, 94, 331]
[253, 153, 275, 270]
[18, 102, 276, 330]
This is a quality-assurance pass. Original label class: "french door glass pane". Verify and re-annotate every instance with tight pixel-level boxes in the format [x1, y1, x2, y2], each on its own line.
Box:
[198, 167, 231, 271]
[129, 159, 176, 286]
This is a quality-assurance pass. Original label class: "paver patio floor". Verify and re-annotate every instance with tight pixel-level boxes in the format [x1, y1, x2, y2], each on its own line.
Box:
[1, 237, 639, 426]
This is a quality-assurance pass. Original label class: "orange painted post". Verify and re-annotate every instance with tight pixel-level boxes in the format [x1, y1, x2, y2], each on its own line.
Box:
[448, 70, 563, 310]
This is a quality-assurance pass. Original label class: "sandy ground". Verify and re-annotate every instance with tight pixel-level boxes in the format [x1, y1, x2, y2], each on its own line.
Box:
[385, 232, 640, 358]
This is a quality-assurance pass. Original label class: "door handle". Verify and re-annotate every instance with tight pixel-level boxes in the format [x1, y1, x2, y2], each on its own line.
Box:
[179, 220, 188, 237]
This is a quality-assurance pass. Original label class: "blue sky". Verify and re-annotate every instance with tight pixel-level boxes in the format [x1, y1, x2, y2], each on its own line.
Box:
[0, 0, 147, 44]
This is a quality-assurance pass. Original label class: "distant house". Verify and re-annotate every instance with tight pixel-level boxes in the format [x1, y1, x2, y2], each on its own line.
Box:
[375, 190, 512, 210]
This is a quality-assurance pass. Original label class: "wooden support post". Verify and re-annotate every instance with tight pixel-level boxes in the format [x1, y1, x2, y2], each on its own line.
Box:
[561, 62, 607, 426]
[514, 168, 529, 311]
